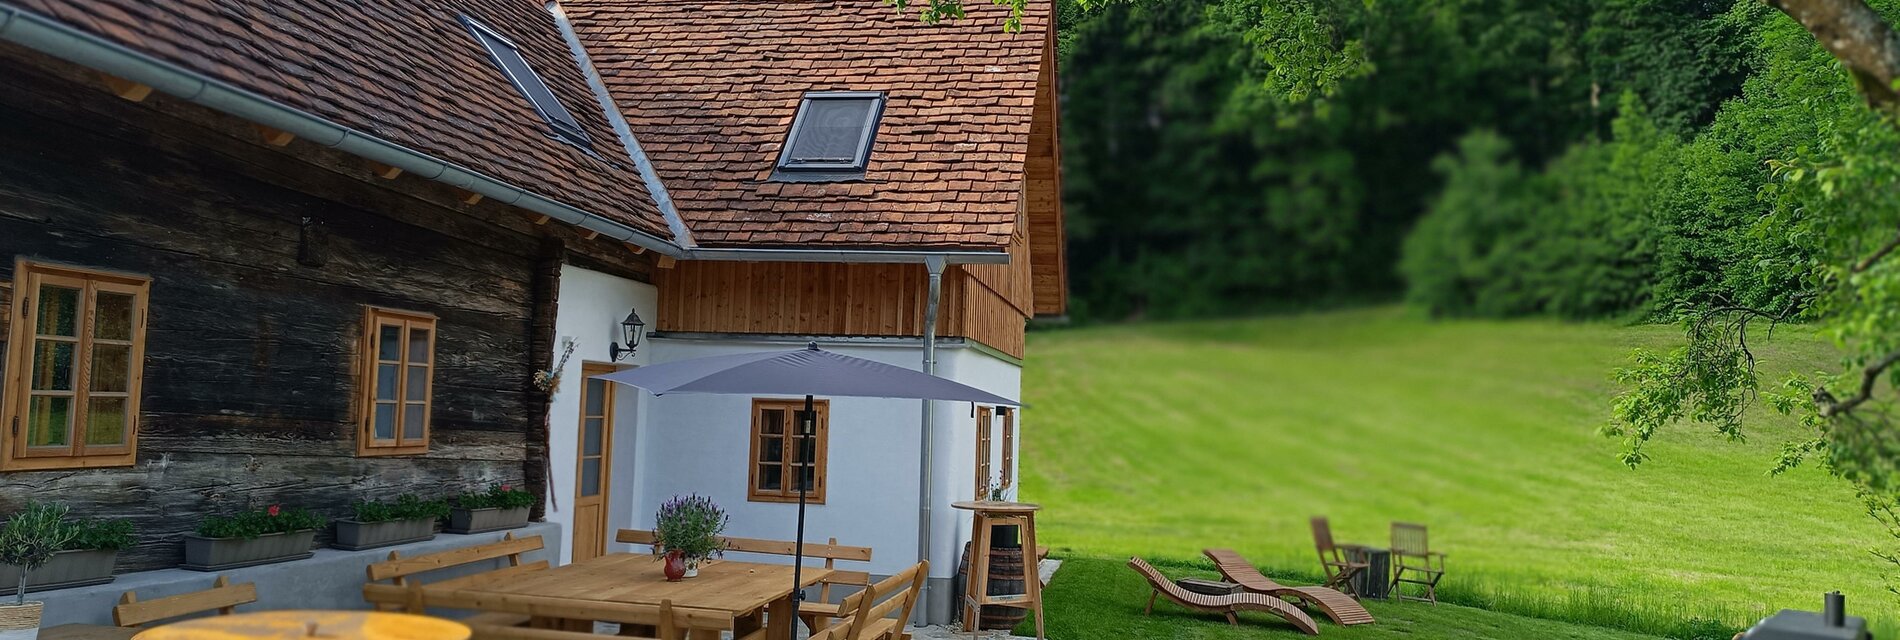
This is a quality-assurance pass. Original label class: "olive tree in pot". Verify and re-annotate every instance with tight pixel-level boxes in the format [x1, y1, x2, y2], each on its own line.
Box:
[0, 503, 76, 640]
[654, 495, 727, 578]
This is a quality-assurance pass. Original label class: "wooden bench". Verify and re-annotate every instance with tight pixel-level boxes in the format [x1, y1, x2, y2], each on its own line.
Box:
[463, 601, 681, 640]
[363, 532, 548, 628]
[113, 575, 257, 628]
[615, 529, 873, 632]
[812, 561, 928, 640]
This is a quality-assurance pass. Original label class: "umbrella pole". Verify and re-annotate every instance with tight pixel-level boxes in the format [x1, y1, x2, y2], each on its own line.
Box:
[791, 393, 813, 624]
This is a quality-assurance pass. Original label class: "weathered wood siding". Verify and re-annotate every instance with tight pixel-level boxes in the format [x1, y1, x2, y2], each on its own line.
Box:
[0, 53, 649, 570]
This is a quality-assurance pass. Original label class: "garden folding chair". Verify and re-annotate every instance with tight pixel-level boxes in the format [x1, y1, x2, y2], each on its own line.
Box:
[1389, 522, 1447, 605]
[1310, 517, 1369, 597]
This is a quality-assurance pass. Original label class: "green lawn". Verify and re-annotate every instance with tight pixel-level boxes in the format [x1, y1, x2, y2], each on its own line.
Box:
[1021, 307, 1889, 637]
[1034, 557, 1673, 640]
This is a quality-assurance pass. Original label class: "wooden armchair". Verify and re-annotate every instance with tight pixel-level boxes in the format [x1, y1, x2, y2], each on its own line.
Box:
[1310, 517, 1368, 597]
[1389, 522, 1446, 604]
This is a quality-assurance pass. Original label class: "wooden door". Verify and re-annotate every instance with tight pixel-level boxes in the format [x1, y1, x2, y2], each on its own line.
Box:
[572, 363, 616, 562]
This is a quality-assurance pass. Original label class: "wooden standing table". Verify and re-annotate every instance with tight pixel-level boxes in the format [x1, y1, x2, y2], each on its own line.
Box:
[953, 500, 1046, 640]
[129, 610, 467, 639]
[414, 554, 829, 640]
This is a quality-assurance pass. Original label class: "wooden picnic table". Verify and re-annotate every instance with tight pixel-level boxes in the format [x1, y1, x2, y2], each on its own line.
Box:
[414, 553, 831, 640]
[40, 624, 138, 640]
[128, 610, 468, 639]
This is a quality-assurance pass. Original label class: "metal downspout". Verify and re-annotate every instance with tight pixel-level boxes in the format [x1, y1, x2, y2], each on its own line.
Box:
[917, 255, 945, 623]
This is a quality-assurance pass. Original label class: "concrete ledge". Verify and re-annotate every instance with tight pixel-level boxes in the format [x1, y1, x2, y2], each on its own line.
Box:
[36, 522, 563, 626]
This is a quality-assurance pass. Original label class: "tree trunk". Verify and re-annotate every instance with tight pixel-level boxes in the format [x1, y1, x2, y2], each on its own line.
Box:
[1767, 0, 1900, 115]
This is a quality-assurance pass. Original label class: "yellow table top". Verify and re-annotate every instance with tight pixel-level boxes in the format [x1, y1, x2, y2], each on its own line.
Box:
[132, 610, 469, 640]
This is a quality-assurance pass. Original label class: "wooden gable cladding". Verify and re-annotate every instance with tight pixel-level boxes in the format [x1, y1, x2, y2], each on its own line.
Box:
[655, 261, 1029, 359]
[1026, 27, 1068, 318]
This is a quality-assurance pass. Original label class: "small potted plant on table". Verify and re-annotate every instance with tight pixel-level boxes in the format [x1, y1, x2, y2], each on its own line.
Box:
[334, 495, 449, 551]
[654, 495, 727, 579]
[183, 504, 324, 571]
[1, 515, 134, 595]
[0, 502, 76, 640]
[445, 484, 533, 534]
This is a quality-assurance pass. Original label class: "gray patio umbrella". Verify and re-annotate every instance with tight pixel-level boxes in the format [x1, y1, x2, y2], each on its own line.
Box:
[591, 342, 1020, 622]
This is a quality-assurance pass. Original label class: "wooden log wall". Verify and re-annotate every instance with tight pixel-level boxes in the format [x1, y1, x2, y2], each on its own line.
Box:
[0, 51, 653, 571]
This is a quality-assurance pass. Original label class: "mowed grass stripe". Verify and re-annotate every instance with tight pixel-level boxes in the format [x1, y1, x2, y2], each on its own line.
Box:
[1022, 307, 1889, 636]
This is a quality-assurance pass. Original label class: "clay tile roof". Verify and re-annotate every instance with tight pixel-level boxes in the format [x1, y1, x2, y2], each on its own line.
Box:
[15, 0, 674, 239]
[567, 0, 1050, 252]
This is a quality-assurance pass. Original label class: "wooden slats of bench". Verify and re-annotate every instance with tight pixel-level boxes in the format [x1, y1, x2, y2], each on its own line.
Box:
[113, 576, 257, 627]
[614, 529, 872, 562]
[367, 534, 544, 582]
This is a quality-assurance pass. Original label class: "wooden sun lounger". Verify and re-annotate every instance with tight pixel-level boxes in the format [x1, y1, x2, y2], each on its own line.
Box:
[1203, 549, 1375, 626]
[1126, 558, 1318, 635]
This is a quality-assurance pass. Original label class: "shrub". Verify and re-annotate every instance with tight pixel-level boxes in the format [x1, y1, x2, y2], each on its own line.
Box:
[351, 494, 450, 523]
[452, 484, 534, 511]
[64, 517, 135, 552]
[197, 505, 325, 539]
[654, 495, 728, 560]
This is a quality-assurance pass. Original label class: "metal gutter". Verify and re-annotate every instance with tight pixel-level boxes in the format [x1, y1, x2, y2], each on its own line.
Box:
[916, 255, 945, 619]
[546, 0, 696, 250]
[0, 2, 684, 256]
[689, 247, 1010, 264]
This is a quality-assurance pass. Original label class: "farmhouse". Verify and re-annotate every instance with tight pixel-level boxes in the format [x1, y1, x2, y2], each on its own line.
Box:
[0, 0, 1061, 624]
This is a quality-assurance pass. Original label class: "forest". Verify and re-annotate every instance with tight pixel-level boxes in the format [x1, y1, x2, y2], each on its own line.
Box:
[1054, 0, 1898, 324]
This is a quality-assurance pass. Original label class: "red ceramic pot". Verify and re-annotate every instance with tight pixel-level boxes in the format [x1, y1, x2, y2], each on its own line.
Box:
[663, 549, 687, 582]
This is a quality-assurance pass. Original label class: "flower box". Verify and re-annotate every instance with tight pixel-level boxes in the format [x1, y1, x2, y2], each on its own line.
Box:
[181, 530, 315, 571]
[0, 548, 117, 595]
[445, 507, 529, 535]
[332, 518, 437, 551]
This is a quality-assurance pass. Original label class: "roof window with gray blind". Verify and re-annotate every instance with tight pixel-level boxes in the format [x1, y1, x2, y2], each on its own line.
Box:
[461, 16, 592, 150]
[772, 92, 886, 181]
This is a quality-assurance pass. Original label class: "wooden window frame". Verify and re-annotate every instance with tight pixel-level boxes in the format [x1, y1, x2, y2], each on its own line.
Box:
[356, 307, 436, 457]
[2, 260, 149, 472]
[975, 406, 994, 498]
[1000, 407, 1015, 490]
[747, 398, 828, 504]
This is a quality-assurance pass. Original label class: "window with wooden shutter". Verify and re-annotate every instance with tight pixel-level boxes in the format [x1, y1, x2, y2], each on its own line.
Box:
[748, 398, 827, 504]
[1000, 407, 1015, 490]
[3, 261, 149, 471]
[975, 406, 994, 498]
[358, 307, 435, 456]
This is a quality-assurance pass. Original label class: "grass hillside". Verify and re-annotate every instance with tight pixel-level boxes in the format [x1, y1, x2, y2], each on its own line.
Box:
[1021, 307, 1888, 636]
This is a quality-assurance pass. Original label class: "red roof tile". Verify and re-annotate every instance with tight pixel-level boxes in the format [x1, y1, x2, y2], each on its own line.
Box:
[17, 0, 674, 239]
[567, 0, 1050, 251]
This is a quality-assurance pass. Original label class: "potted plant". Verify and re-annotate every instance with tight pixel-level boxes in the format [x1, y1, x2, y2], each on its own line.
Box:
[333, 495, 449, 551]
[183, 505, 324, 571]
[0, 502, 76, 640]
[653, 495, 727, 578]
[1, 516, 133, 595]
[445, 484, 533, 534]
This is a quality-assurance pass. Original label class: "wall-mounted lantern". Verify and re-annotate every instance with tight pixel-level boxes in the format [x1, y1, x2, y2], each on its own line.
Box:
[609, 308, 645, 362]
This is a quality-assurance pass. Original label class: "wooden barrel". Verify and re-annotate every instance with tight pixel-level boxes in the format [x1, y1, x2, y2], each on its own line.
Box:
[959, 541, 1032, 630]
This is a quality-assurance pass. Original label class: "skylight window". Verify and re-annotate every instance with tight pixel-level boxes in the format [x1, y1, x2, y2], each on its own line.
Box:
[461, 16, 592, 149]
[774, 92, 886, 180]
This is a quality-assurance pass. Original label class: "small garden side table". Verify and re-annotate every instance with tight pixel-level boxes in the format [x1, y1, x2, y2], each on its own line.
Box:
[953, 500, 1046, 640]
[130, 610, 469, 640]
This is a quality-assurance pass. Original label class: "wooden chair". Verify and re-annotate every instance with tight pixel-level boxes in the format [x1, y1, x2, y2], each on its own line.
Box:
[1311, 516, 1368, 597]
[615, 529, 875, 633]
[1126, 557, 1318, 635]
[1389, 522, 1446, 605]
[464, 601, 679, 640]
[819, 561, 928, 640]
[362, 532, 549, 627]
[1203, 548, 1374, 626]
[113, 575, 258, 627]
